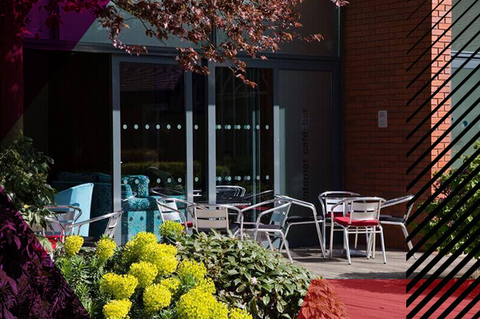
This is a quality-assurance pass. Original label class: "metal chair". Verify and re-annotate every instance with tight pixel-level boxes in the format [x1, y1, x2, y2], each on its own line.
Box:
[154, 194, 197, 230]
[235, 198, 294, 262]
[216, 185, 247, 198]
[46, 211, 123, 246]
[330, 197, 386, 265]
[276, 195, 326, 258]
[318, 191, 360, 254]
[193, 204, 241, 234]
[379, 195, 417, 259]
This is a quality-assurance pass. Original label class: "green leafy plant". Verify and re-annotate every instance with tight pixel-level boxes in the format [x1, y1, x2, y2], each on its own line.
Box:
[0, 137, 55, 228]
[176, 231, 317, 319]
[418, 146, 480, 257]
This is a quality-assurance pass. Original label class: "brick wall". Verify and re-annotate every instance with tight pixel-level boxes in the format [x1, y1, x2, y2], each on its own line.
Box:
[343, 0, 452, 249]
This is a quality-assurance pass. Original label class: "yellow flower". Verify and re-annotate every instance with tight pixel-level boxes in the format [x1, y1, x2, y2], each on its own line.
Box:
[159, 277, 181, 294]
[160, 220, 185, 238]
[175, 288, 218, 319]
[143, 284, 172, 312]
[128, 261, 158, 288]
[96, 238, 116, 263]
[158, 243, 178, 256]
[212, 302, 229, 319]
[177, 259, 207, 282]
[100, 273, 138, 300]
[64, 235, 84, 257]
[196, 277, 216, 295]
[229, 308, 253, 319]
[103, 299, 131, 319]
[123, 232, 158, 262]
[139, 243, 178, 276]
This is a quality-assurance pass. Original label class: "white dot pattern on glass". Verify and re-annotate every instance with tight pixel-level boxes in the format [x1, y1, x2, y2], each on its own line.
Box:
[217, 177, 222, 181]
[167, 124, 171, 130]
[265, 125, 270, 130]
[266, 175, 270, 180]
[157, 178, 161, 183]
[145, 124, 150, 130]
[122, 124, 128, 130]
[167, 178, 172, 183]
[177, 124, 182, 129]
[156, 124, 161, 129]
[135, 179, 139, 184]
[256, 176, 260, 180]
[195, 177, 199, 182]
[194, 125, 199, 130]
[178, 178, 182, 183]
[256, 125, 260, 130]
[134, 124, 139, 130]
[216, 125, 221, 130]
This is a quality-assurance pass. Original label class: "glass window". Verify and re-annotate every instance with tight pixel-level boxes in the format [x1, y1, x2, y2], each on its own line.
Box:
[23, 50, 113, 240]
[193, 73, 208, 201]
[451, 63, 480, 167]
[452, 0, 480, 54]
[215, 68, 274, 198]
[120, 63, 186, 196]
[279, 1, 339, 56]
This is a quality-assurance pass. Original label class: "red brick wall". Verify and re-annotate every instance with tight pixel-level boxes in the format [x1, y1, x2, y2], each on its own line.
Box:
[343, 0, 452, 249]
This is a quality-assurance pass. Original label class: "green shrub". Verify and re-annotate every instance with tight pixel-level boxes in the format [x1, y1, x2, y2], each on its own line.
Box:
[0, 137, 55, 228]
[176, 232, 316, 319]
[418, 148, 480, 257]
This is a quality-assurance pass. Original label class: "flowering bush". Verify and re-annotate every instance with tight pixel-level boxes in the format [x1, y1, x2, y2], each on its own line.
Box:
[64, 235, 84, 256]
[58, 231, 253, 319]
[97, 238, 117, 263]
[160, 220, 185, 241]
[103, 299, 132, 319]
[128, 261, 158, 288]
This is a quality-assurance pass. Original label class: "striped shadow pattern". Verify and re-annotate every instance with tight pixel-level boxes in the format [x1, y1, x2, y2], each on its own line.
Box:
[406, 0, 480, 318]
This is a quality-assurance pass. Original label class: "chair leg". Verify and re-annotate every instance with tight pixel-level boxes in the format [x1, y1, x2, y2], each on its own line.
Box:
[379, 225, 387, 264]
[323, 220, 327, 252]
[372, 231, 376, 259]
[280, 232, 293, 263]
[354, 228, 359, 249]
[366, 227, 372, 259]
[330, 221, 335, 258]
[343, 228, 351, 265]
[314, 220, 326, 258]
[266, 234, 274, 251]
[401, 224, 417, 260]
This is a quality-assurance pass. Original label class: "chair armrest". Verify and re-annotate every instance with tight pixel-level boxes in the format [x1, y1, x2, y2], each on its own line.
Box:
[45, 205, 83, 222]
[64, 211, 123, 235]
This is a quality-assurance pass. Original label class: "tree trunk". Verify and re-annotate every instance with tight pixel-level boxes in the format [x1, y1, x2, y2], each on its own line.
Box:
[0, 4, 24, 146]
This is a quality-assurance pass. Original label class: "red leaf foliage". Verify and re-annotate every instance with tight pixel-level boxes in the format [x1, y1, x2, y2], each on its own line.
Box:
[298, 279, 349, 319]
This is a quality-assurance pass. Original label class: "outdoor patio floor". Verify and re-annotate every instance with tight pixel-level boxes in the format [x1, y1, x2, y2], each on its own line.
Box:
[290, 247, 479, 279]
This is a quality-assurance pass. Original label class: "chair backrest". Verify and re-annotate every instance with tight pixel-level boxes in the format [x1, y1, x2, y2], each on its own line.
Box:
[157, 199, 184, 223]
[382, 195, 415, 222]
[54, 183, 94, 236]
[319, 191, 360, 216]
[194, 206, 229, 231]
[216, 186, 246, 198]
[103, 211, 123, 238]
[347, 197, 385, 222]
[267, 199, 293, 228]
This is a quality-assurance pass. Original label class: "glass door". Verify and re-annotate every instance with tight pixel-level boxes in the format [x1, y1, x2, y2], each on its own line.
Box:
[119, 62, 187, 196]
[215, 67, 274, 199]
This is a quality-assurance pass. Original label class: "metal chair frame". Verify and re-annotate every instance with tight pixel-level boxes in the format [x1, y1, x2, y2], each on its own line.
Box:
[275, 195, 326, 258]
[318, 191, 360, 253]
[46, 211, 123, 242]
[379, 195, 417, 260]
[330, 197, 386, 265]
[216, 185, 247, 197]
[235, 198, 294, 262]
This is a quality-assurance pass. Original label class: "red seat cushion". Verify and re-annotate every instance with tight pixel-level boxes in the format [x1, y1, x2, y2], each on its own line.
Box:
[333, 217, 379, 227]
[182, 221, 194, 228]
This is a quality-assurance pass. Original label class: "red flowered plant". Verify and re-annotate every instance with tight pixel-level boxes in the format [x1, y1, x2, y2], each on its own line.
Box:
[298, 279, 349, 319]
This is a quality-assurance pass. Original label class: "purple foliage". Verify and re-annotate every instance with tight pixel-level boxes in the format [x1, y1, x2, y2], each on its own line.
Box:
[0, 190, 89, 319]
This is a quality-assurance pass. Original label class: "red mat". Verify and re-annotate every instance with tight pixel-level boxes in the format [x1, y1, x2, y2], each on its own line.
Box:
[327, 279, 480, 318]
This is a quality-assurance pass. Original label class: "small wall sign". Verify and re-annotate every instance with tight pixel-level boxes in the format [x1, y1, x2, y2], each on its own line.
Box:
[378, 110, 388, 128]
